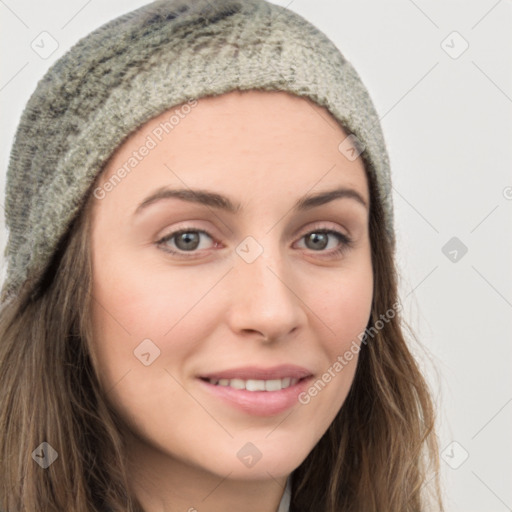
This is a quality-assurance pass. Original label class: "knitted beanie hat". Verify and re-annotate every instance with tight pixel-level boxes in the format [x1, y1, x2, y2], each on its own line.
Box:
[1, 0, 393, 303]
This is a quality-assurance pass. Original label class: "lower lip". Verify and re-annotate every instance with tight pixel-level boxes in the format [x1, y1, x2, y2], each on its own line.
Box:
[197, 377, 313, 416]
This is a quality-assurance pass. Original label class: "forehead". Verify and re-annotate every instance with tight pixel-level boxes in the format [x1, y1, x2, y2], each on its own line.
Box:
[96, 89, 369, 207]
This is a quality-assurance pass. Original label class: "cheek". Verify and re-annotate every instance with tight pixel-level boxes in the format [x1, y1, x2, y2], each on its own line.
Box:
[294, 260, 373, 419]
[89, 261, 225, 439]
[312, 261, 373, 353]
[89, 245, 226, 381]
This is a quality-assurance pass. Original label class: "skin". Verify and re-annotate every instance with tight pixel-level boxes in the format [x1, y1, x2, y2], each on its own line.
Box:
[89, 90, 373, 512]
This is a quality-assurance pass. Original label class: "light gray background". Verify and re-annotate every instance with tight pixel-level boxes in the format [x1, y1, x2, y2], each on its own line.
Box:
[1, 1, 511, 510]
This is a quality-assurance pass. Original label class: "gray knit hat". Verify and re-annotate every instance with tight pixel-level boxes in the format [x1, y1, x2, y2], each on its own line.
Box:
[1, 0, 392, 302]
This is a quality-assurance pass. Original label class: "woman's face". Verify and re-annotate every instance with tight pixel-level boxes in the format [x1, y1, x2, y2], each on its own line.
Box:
[89, 90, 373, 483]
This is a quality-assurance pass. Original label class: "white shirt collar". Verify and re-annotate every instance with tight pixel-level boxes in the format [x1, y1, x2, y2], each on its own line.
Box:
[277, 474, 292, 512]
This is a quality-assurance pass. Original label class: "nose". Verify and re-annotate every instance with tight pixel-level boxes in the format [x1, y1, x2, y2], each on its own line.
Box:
[226, 243, 306, 343]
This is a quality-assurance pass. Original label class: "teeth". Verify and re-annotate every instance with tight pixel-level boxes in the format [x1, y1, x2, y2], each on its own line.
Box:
[230, 378, 245, 390]
[207, 377, 299, 391]
[246, 379, 266, 391]
[281, 377, 291, 388]
[265, 379, 282, 391]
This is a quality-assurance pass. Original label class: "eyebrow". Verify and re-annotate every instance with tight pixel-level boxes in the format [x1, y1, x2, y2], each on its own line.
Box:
[134, 185, 368, 216]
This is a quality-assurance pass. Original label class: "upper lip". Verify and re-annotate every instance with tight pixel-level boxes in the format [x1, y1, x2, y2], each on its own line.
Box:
[199, 365, 313, 381]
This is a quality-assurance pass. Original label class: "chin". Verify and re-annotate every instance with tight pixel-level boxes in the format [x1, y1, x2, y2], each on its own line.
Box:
[199, 436, 313, 480]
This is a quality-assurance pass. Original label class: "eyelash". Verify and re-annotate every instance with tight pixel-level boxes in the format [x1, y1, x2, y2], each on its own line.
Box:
[155, 223, 353, 260]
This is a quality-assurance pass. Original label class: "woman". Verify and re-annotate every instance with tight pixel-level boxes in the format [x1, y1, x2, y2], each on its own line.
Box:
[0, 0, 443, 510]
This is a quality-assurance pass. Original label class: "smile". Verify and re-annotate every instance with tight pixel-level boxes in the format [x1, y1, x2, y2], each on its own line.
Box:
[197, 365, 314, 416]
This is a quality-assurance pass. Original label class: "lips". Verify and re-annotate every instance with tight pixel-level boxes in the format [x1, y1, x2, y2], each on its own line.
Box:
[197, 365, 314, 416]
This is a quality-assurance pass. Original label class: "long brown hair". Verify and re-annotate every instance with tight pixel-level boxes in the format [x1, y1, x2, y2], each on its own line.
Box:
[0, 162, 443, 511]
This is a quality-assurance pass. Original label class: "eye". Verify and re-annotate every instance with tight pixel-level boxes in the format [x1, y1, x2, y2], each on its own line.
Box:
[295, 227, 353, 257]
[156, 228, 217, 255]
